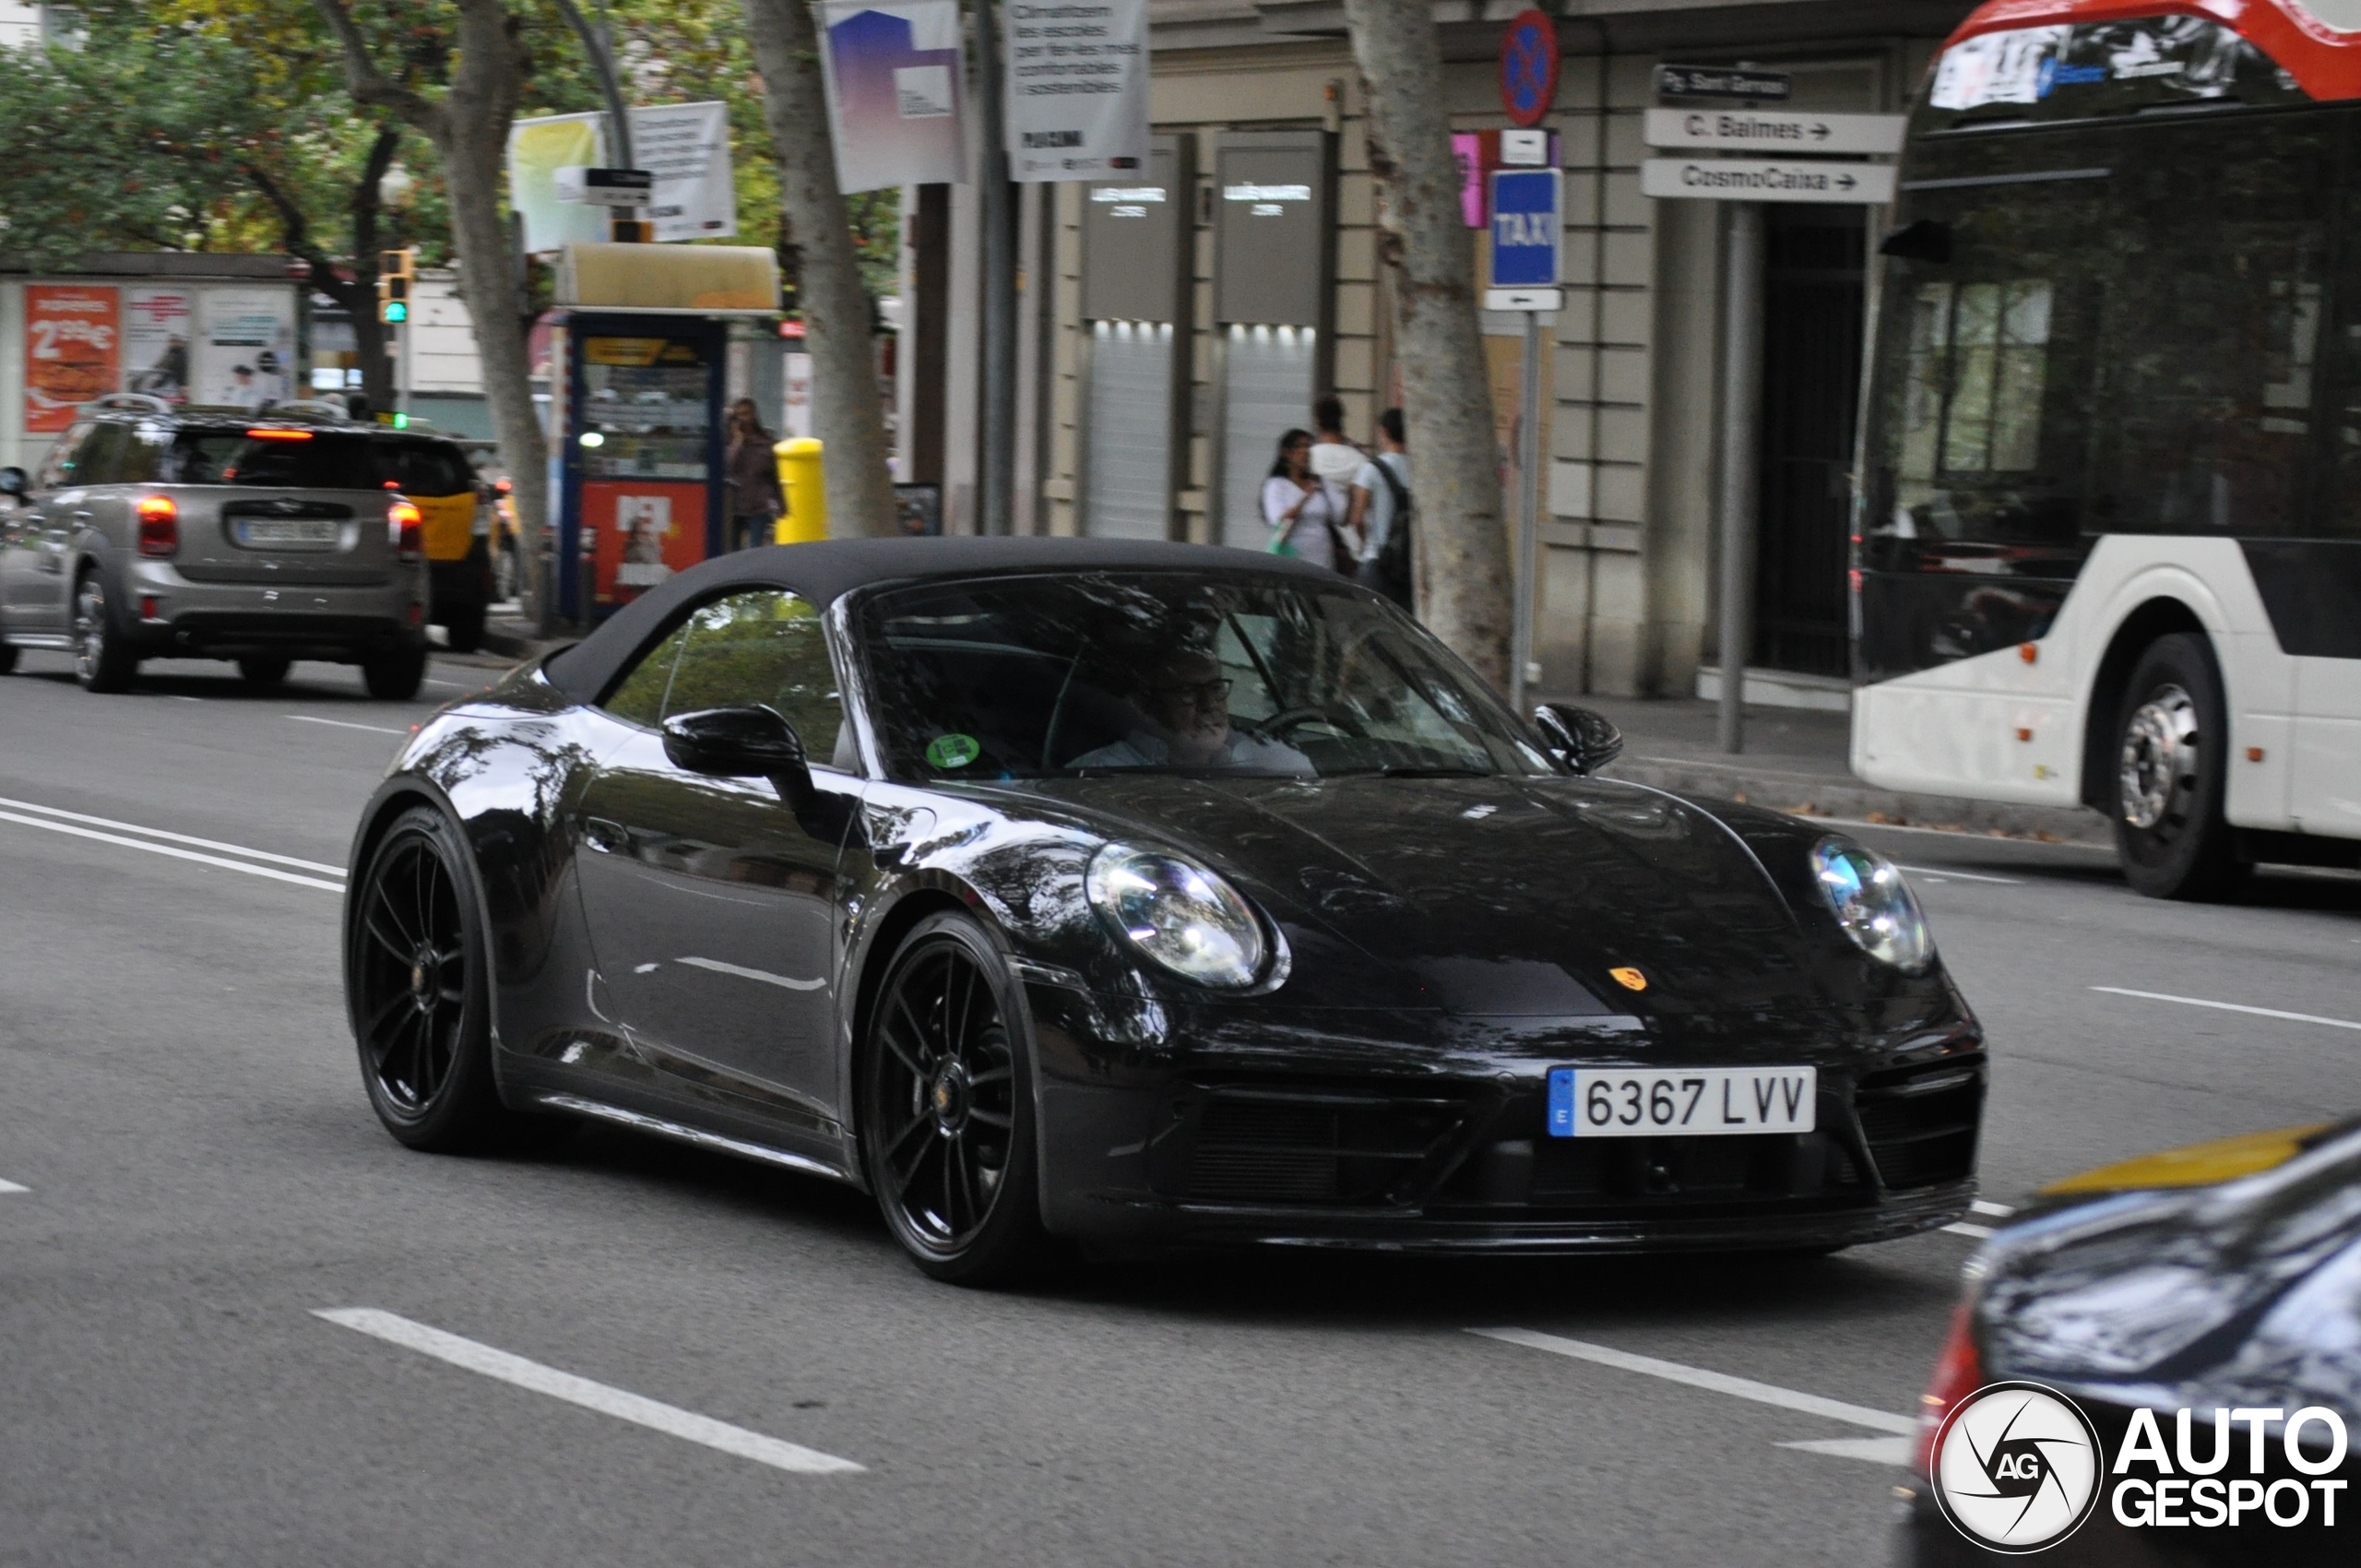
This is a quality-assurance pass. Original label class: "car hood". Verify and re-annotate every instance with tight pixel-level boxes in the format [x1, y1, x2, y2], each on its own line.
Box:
[1014, 772, 1831, 1025]
[1983, 1122, 2361, 1417]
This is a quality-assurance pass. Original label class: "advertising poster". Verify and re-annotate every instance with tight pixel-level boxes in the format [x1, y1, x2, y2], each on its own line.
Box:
[193, 290, 295, 410]
[123, 287, 193, 403]
[632, 101, 737, 242]
[24, 286, 120, 432]
[817, 0, 968, 194]
[584, 479, 709, 605]
[1005, 0, 1150, 182]
[507, 102, 739, 250]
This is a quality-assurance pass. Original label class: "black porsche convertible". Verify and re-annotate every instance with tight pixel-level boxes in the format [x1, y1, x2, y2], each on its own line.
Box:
[343, 538, 1986, 1282]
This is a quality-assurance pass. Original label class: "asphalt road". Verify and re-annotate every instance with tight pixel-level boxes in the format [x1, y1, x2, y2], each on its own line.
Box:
[5, 648, 2357, 1566]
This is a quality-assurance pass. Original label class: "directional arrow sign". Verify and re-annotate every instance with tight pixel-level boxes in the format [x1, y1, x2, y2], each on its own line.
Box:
[1641, 158, 1897, 206]
[1643, 109, 1904, 157]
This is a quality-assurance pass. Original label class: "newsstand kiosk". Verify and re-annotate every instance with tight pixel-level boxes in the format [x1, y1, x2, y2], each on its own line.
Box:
[547, 243, 781, 623]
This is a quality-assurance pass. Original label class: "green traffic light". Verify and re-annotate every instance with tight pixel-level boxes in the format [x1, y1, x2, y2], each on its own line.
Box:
[383, 302, 409, 324]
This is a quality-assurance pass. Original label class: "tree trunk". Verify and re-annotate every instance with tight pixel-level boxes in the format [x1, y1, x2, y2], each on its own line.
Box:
[740, 0, 900, 539]
[1339, 0, 1513, 693]
[314, 0, 549, 625]
[348, 127, 401, 416]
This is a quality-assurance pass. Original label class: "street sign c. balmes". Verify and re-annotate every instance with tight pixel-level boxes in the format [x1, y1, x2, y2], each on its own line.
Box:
[1643, 108, 1904, 157]
[1640, 157, 1896, 206]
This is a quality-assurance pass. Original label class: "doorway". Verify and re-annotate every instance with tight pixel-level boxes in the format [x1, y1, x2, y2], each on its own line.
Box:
[1753, 204, 1867, 678]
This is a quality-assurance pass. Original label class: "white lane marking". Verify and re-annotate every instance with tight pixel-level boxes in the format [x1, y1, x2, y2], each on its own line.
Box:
[1895, 864, 2022, 885]
[675, 956, 826, 992]
[1942, 1222, 1996, 1240]
[1779, 1434, 1914, 1466]
[289, 715, 409, 736]
[634, 962, 660, 974]
[1468, 1327, 1916, 1435]
[1971, 1200, 2015, 1218]
[0, 794, 346, 874]
[0, 1178, 27, 1194]
[2091, 987, 2361, 1034]
[314, 1309, 862, 1475]
[0, 810, 345, 892]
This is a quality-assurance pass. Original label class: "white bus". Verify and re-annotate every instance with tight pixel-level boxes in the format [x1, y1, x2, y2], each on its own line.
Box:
[1854, 0, 2361, 897]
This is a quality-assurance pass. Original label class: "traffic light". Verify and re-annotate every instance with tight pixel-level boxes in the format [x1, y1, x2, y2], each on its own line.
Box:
[377, 248, 415, 326]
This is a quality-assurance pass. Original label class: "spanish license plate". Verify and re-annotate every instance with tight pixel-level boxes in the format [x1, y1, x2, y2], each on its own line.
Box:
[233, 517, 338, 547]
[1547, 1066, 1817, 1138]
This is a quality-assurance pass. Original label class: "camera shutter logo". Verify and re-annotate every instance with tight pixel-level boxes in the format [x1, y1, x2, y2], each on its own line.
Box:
[1930, 1382, 2104, 1553]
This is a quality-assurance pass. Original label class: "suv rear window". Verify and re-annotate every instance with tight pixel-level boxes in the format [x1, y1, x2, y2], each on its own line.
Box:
[155, 430, 475, 494]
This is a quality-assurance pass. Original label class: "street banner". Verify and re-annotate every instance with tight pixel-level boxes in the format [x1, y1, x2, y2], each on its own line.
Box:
[1004, 0, 1149, 182]
[24, 286, 119, 433]
[193, 289, 295, 410]
[507, 101, 740, 251]
[817, 0, 968, 195]
[123, 287, 192, 403]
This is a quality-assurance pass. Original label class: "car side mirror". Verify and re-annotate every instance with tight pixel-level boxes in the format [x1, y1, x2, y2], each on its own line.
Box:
[0, 467, 26, 498]
[1534, 703, 1624, 776]
[663, 705, 808, 782]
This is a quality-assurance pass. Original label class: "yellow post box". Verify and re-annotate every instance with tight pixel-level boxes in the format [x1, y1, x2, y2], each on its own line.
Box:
[774, 438, 826, 542]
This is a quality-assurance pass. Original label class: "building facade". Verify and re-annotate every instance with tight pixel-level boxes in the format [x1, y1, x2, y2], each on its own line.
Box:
[899, 0, 1979, 702]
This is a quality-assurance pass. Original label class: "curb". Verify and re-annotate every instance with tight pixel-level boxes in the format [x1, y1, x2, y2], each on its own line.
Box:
[1608, 753, 2111, 845]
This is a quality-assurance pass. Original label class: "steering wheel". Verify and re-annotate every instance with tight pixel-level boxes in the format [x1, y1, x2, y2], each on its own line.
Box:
[1246, 707, 1332, 743]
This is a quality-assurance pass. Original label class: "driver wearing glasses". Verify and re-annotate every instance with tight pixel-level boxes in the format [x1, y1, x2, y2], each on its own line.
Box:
[1071, 646, 1312, 772]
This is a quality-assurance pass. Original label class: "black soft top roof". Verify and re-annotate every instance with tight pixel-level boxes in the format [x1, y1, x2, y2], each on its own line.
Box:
[543, 536, 1342, 705]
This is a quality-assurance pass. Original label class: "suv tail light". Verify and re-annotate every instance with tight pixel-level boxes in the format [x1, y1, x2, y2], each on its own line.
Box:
[1914, 1303, 1986, 1475]
[387, 498, 424, 562]
[136, 495, 178, 557]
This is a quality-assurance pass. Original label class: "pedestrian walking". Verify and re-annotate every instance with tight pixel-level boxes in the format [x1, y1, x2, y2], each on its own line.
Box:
[725, 398, 786, 551]
[1261, 428, 1350, 572]
[1346, 407, 1414, 608]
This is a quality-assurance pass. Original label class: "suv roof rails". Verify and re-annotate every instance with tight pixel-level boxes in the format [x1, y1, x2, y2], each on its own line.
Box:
[80, 392, 174, 417]
[271, 398, 350, 423]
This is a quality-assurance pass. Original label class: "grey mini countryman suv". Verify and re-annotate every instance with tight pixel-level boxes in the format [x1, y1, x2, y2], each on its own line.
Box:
[0, 395, 433, 698]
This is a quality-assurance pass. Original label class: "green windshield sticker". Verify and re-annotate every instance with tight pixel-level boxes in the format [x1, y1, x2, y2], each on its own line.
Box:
[925, 733, 981, 770]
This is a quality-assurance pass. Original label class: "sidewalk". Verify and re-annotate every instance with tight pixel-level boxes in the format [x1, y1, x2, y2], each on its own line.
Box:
[1563, 692, 2110, 845]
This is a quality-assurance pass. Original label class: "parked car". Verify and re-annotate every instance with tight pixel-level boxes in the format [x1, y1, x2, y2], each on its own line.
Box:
[0, 393, 432, 696]
[1901, 1120, 2361, 1562]
[341, 538, 1987, 1284]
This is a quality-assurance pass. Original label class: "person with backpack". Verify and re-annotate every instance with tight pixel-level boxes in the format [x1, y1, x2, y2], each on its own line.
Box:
[1347, 408, 1413, 609]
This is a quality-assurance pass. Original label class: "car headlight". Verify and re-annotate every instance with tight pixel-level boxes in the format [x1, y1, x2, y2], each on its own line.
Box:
[1086, 843, 1272, 990]
[1811, 837, 1934, 972]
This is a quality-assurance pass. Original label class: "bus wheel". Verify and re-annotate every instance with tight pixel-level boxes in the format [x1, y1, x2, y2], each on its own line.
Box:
[2112, 633, 2246, 901]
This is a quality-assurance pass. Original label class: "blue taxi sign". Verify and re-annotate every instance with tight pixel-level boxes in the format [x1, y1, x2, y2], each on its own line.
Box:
[1488, 169, 1560, 290]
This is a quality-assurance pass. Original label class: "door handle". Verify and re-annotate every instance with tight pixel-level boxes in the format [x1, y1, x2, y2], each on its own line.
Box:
[582, 817, 629, 855]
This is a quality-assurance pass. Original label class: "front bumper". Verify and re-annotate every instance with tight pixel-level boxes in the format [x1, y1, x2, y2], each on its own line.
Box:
[125, 561, 426, 660]
[1026, 988, 1986, 1253]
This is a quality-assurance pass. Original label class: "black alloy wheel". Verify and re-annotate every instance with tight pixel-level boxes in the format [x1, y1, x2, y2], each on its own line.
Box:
[349, 805, 516, 1150]
[2113, 632, 2246, 901]
[73, 574, 137, 693]
[860, 911, 1045, 1284]
[237, 656, 291, 688]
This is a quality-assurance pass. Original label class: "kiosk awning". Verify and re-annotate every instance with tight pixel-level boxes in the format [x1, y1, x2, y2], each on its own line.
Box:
[554, 244, 780, 315]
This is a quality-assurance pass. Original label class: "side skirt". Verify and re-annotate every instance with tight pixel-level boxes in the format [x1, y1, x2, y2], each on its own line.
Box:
[528, 1091, 860, 1186]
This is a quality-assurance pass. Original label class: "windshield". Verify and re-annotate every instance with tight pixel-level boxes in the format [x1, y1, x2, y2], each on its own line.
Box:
[155, 431, 473, 493]
[857, 573, 1555, 781]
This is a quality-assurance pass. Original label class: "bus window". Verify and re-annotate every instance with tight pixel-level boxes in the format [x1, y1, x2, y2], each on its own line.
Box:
[2082, 116, 2333, 540]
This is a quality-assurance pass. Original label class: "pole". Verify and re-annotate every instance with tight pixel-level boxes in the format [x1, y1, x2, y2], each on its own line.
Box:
[552, 0, 637, 239]
[396, 314, 411, 423]
[974, 0, 1017, 536]
[1716, 201, 1765, 754]
[1511, 306, 1543, 716]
